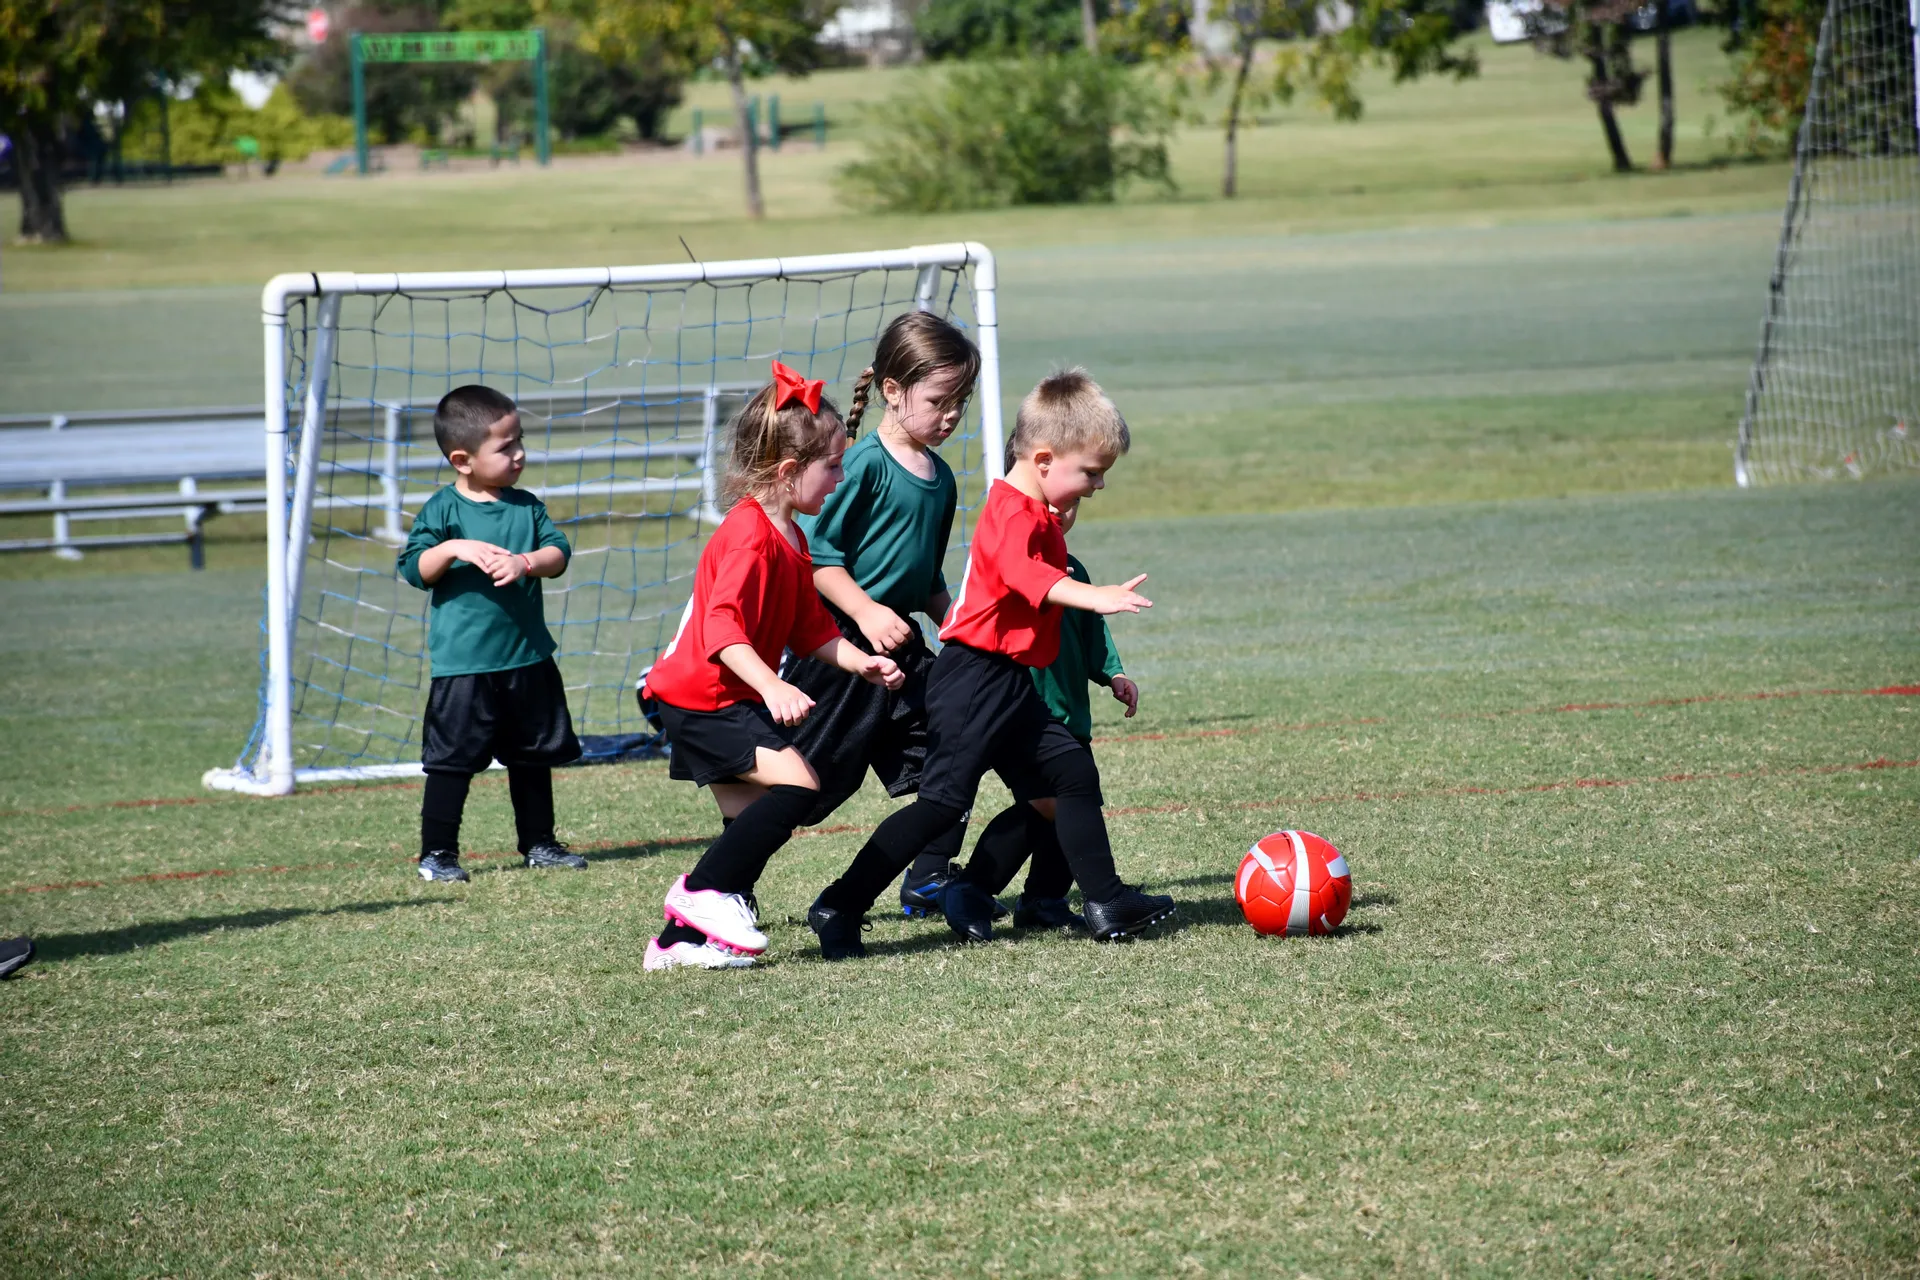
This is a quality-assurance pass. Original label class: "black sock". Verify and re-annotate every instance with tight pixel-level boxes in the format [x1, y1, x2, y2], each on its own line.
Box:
[421, 771, 472, 858]
[657, 921, 709, 947]
[818, 800, 966, 915]
[1038, 747, 1124, 903]
[907, 814, 967, 882]
[507, 765, 555, 852]
[960, 803, 1032, 896]
[1023, 810, 1073, 900]
[1050, 793, 1123, 903]
[684, 784, 817, 896]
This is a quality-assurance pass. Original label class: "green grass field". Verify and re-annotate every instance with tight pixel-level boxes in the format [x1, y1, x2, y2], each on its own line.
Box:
[5, 26, 1919, 1276]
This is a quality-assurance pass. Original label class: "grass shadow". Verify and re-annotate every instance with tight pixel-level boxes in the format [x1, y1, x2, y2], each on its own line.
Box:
[547, 838, 705, 868]
[1165, 894, 1385, 937]
[33, 897, 436, 963]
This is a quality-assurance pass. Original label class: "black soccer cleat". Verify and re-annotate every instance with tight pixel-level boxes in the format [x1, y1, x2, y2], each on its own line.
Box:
[1011, 894, 1088, 932]
[418, 851, 471, 883]
[0, 935, 34, 980]
[1082, 886, 1176, 940]
[941, 879, 999, 944]
[522, 840, 588, 870]
[806, 896, 870, 961]
[899, 862, 954, 918]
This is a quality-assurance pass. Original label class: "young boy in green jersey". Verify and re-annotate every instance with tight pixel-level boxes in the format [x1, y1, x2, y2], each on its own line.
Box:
[950, 495, 1139, 931]
[397, 385, 585, 883]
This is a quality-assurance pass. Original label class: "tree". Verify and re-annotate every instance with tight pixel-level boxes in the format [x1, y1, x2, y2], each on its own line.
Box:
[1527, 0, 1647, 171]
[1194, 0, 1478, 197]
[1715, 0, 1821, 151]
[916, 0, 1096, 60]
[0, 0, 287, 242]
[550, 0, 826, 220]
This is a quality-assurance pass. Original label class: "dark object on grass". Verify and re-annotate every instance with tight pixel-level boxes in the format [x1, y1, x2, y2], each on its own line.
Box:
[1012, 894, 1089, 931]
[0, 936, 33, 979]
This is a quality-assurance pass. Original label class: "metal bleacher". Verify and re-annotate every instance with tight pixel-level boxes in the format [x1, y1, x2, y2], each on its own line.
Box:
[0, 385, 751, 568]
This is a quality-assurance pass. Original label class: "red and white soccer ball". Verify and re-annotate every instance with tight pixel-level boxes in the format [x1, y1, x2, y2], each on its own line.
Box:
[1235, 830, 1351, 937]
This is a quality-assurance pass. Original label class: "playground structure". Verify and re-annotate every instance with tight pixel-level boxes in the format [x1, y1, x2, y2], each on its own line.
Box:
[350, 29, 551, 176]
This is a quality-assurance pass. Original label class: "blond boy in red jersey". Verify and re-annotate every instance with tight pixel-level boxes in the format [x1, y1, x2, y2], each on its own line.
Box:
[806, 370, 1176, 959]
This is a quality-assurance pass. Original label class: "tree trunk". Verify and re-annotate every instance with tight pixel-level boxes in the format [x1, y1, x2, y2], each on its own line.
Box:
[1654, 0, 1674, 170]
[13, 120, 70, 244]
[719, 35, 765, 221]
[1585, 46, 1634, 172]
[1081, 0, 1100, 52]
[1222, 36, 1256, 198]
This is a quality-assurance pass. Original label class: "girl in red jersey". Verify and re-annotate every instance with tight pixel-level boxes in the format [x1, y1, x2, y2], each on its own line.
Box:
[642, 363, 903, 971]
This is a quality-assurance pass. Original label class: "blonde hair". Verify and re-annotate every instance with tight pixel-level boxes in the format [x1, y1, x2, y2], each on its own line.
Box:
[724, 381, 845, 507]
[847, 311, 982, 435]
[1005, 368, 1130, 467]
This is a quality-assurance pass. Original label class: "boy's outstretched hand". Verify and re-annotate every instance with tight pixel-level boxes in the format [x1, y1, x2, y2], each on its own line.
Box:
[1087, 574, 1152, 615]
[1110, 674, 1140, 718]
[854, 653, 905, 691]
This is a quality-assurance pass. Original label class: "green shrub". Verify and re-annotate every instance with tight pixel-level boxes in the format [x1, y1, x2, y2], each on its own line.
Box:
[119, 83, 354, 169]
[838, 54, 1175, 212]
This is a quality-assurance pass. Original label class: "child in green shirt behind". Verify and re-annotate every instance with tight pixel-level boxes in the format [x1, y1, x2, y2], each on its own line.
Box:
[396, 385, 584, 884]
[955, 496, 1140, 929]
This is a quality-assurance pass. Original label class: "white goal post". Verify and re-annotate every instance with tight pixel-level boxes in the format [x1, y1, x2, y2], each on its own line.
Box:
[205, 243, 1002, 796]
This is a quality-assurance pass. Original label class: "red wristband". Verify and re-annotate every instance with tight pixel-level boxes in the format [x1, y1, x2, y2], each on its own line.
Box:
[520, 553, 535, 575]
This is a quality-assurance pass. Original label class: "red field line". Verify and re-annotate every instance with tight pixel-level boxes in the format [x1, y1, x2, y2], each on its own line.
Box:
[1090, 682, 1920, 749]
[3, 683, 1912, 824]
[7, 755, 1914, 899]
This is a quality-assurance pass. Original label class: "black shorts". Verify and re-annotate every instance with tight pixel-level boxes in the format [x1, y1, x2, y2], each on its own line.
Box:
[917, 642, 1091, 812]
[785, 603, 938, 809]
[422, 657, 582, 774]
[655, 699, 793, 786]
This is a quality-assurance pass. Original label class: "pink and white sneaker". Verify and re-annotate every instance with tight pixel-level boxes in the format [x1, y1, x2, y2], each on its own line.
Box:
[644, 937, 755, 971]
[662, 875, 768, 955]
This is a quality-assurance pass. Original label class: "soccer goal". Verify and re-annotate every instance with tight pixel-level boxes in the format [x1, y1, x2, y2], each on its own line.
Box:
[204, 244, 1003, 797]
[1735, 0, 1920, 485]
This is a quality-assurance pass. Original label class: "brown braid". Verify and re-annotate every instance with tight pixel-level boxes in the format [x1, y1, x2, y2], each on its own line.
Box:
[845, 366, 876, 436]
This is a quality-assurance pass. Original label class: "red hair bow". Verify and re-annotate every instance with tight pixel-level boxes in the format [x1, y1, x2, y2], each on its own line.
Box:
[772, 360, 825, 414]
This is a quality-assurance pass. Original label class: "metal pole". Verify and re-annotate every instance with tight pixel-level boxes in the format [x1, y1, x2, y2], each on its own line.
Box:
[381, 403, 404, 545]
[700, 385, 724, 526]
[180, 476, 204, 571]
[1910, 0, 1919, 139]
[533, 29, 552, 166]
[691, 108, 704, 155]
[768, 95, 781, 151]
[351, 33, 369, 176]
[970, 247, 1005, 481]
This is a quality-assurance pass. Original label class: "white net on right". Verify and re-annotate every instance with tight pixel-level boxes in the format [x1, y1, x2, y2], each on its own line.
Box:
[1737, 0, 1920, 484]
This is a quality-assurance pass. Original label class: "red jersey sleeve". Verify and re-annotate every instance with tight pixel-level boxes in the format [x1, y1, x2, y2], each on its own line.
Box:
[701, 547, 766, 661]
[999, 515, 1069, 607]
